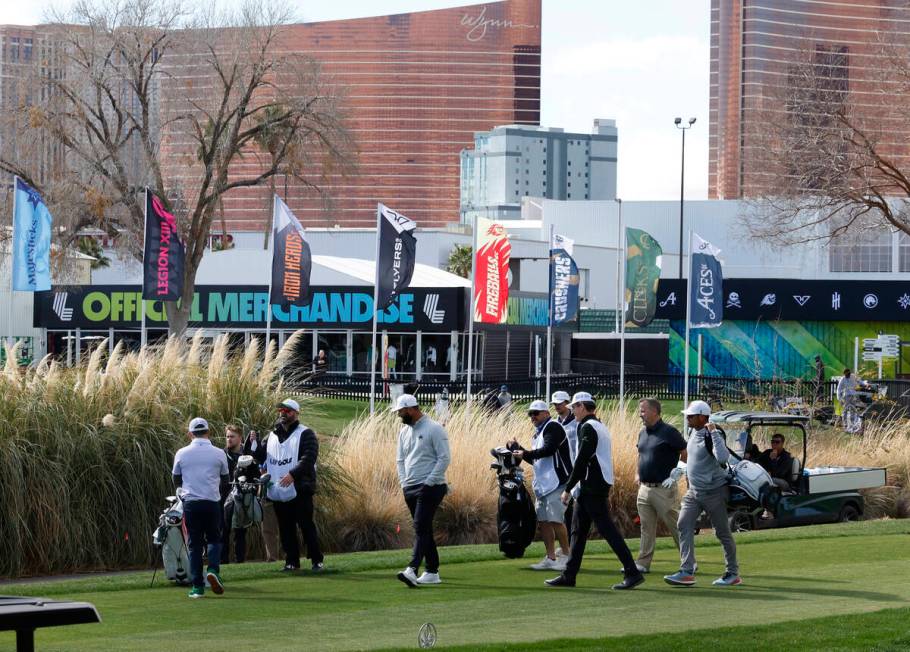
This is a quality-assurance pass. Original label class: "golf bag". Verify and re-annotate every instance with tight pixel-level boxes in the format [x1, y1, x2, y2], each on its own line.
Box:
[228, 456, 266, 530]
[152, 494, 190, 585]
[490, 447, 537, 559]
[730, 460, 774, 505]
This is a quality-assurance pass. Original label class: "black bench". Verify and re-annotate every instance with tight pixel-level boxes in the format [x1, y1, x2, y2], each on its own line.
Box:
[0, 596, 101, 652]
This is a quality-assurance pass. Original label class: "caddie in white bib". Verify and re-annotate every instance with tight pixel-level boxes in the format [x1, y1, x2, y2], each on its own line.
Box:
[266, 424, 304, 502]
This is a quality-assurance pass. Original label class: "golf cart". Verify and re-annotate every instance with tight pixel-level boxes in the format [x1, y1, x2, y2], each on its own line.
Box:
[708, 411, 886, 532]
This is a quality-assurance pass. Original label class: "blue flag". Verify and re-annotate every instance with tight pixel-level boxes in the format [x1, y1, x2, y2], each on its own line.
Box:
[688, 232, 723, 328]
[12, 178, 52, 292]
[550, 234, 579, 326]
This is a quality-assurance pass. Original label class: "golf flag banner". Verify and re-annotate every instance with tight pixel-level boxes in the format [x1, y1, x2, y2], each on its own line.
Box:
[12, 177, 52, 291]
[270, 196, 312, 307]
[376, 203, 417, 309]
[142, 190, 185, 301]
[550, 233, 579, 325]
[689, 232, 723, 328]
[473, 217, 511, 323]
[624, 227, 662, 328]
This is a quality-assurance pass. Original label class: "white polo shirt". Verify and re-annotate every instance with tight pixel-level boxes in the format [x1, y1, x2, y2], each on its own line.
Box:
[172, 438, 229, 502]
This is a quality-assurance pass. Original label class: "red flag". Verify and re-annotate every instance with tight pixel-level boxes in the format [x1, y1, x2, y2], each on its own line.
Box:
[473, 218, 510, 323]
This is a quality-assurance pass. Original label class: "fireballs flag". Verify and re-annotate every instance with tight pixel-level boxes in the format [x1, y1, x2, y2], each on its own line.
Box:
[12, 177, 52, 292]
[473, 217, 511, 323]
[689, 232, 723, 329]
[142, 190, 185, 301]
[624, 227, 663, 328]
[270, 196, 312, 307]
[550, 233, 579, 326]
[376, 203, 417, 310]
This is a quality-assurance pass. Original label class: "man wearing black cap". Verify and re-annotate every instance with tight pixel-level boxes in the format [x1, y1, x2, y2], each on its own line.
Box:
[250, 398, 324, 572]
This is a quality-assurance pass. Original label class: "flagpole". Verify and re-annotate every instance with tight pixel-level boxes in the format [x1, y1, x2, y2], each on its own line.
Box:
[546, 224, 554, 401]
[618, 199, 626, 409]
[140, 189, 148, 350]
[7, 176, 19, 350]
[466, 215, 478, 408]
[265, 195, 276, 359]
[369, 204, 381, 414]
[683, 230, 693, 413]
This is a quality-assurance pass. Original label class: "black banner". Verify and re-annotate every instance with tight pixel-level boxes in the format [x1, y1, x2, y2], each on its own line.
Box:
[376, 204, 417, 309]
[270, 197, 312, 307]
[655, 278, 910, 322]
[142, 190, 185, 300]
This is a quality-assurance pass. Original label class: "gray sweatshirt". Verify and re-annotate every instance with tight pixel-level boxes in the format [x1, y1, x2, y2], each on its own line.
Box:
[686, 427, 730, 491]
[396, 415, 451, 487]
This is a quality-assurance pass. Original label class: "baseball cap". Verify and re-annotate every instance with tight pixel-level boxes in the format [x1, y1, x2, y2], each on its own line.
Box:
[568, 391, 594, 407]
[682, 400, 711, 416]
[500, 385, 508, 391]
[277, 398, 300, 412]
[551, 391, 571, 404]
[391, 394, 419, 411]
[527, 400, 549, 413]
[188, 417, 209, 433]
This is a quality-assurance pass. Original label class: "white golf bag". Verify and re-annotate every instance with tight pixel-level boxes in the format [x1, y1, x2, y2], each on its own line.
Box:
[730, 460, 773, 502]
[152, 494, 191, 585]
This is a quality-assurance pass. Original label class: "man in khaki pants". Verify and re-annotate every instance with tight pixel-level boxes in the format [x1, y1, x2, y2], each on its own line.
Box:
[634, 398, 687, 573]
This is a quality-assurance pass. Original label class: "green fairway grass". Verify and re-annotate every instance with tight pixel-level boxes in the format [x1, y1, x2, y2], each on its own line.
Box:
[3, 520, 909, 651]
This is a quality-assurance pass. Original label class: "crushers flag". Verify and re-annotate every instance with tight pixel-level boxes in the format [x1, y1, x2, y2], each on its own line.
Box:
[550, 233, 579, 325]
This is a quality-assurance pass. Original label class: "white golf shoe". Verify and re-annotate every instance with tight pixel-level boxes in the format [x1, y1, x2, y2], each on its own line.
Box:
[416, 572, 441, 585]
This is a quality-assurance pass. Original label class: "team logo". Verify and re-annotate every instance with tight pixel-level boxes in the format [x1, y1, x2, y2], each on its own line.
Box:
[659, 292, 677, 307]
[793, 295, 811, 306]
[760, 293, 776, 306]
[726, 292, 741, 308]
[52, 292, 74, 321]
[863, 293, 879, 309]
[418, 623, 437, 649]
[899, 294, 910, 310]
[423, 294, 445, 325]
[486, 223, 505, 237]
[832, 292, 841, 310]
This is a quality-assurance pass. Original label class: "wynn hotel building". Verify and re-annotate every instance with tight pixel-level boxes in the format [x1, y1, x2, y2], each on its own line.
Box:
[709, 0, 910, 199]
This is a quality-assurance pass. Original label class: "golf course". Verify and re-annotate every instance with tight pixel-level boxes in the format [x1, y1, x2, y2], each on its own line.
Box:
[3, 519, 908, 651]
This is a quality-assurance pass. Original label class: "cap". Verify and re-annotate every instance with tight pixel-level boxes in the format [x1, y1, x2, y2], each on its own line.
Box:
[188, 417, 209, 433]
[551, 391, 571, 404]
[391, 394, 419, 411]
[568, 391, 594, 407]
[682, 400, 711, 416]
[527, 400, 549, 413]
[500, 385, 508, 392]
[278, 398, 300, 412]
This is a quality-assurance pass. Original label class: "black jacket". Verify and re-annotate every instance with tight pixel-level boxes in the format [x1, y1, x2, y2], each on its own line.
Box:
[564, 415, 611, 496]
[757, 448, 794, 482]
[515, 419, 573, 485]
[251, 419, 319, 496]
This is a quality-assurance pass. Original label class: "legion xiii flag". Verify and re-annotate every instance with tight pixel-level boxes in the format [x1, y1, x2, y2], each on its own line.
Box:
[550, 233, 579, 325]
[12, 177, 52, 292]
[688, 232, 723, 329]
[624, 227, 662, 328]
[142, 189, 185, 301]
[376, 203, 417, 309]
[270, 196, 312, 307]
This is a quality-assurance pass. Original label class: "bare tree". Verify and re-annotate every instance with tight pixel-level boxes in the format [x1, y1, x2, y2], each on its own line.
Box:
[0, 0, 351, 334]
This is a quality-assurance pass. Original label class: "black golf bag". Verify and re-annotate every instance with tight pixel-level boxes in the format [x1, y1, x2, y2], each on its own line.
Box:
[490, 447, 537, 559]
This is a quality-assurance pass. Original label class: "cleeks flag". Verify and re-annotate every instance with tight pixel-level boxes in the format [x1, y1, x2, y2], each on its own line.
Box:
[624, 227, 663, 328]
[550, 232, 579, 325]
[142, 189, 185, 300]
[12, 177, 52, 291]
[270, 196, 312, 307]
[473, 217, 511, 323]
[689, 232, 723, 328]
[376, 203, 417, 309]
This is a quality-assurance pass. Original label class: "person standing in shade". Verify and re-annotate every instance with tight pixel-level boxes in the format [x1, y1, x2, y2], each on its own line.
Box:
[545, 392, 644, 590]
[387, 343, 398, 379]
[221, 424, 247, 564]
[665, 400, 741, 587]
[634, 398, 687, 574]
[172, 417, 229, 599]
[497, 385, 513, 409]
[394, 394, 451, 588]
[250, 398, 325, 572]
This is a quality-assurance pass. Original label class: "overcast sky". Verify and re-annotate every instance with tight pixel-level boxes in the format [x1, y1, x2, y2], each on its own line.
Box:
[0, 0, 711, 201]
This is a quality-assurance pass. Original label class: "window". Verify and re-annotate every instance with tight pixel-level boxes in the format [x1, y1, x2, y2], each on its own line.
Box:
[829, 229, 892, 272]
[568, 160, 571, 166]
[10, 37, 19, 62]
[568, 182, 571, 187]
[23, 38, 32, 61]
[899, 233, 910, 271]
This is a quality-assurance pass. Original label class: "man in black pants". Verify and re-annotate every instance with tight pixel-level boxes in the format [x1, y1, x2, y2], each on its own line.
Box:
[221, 424, 247, 564]
[250, 398, 324, 572]
[545, 392, 644, 590]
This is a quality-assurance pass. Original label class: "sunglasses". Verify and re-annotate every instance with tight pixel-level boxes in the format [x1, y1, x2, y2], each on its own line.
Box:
[527, 410, 542, 417]
[771, 439, 784, 444]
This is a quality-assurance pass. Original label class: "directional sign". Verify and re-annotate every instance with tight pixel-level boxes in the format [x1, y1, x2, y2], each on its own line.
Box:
[862, 352, 882, 361]
[863, 338, 879, 347]
[877, 334, 900, 358]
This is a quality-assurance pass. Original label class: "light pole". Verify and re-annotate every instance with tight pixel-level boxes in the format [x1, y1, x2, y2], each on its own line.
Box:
[675, 117, 696, 278]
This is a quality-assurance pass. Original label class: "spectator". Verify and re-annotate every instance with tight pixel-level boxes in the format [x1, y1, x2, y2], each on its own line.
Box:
[425, 345, 438, 372]
[387, 343, 398, 379]
[757, 433, 794, 490]
[550, 391, 577, 460]
[312, 349, 328, 376]
[221, 425, 247, 564]
[497, 385, 512, 409]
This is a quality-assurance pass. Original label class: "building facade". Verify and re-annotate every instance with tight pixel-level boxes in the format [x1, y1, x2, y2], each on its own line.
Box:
[459, 119, 617, 223]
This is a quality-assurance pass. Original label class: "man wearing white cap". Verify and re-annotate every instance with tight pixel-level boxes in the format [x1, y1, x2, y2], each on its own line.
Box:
[509, 400, 573, 570]
[393, 394, 451, 588]
[545, 393, 644, 590]
[249, 398, 324, 572]
[172, 417, 230, 599]
[664, 400, 741, 587]
[551, 391, 577, 461]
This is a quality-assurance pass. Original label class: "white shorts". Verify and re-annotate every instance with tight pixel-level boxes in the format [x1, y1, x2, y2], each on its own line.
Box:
[535, 486, 567, 523]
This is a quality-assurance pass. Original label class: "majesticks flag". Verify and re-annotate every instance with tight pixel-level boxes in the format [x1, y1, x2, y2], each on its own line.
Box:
[624, 227, 663, 328]
[142, 190, 185, 300]
[473, 217, 511, 323]
[376, 203, 417, 309]
[270, 196, 312, 307]
[550, 233, 579, 325]
[689, 232, 723, 328]
[12, 177, 52, 292]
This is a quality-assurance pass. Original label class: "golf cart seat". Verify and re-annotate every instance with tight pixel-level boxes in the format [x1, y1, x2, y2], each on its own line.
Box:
[777, 457, 801, 495]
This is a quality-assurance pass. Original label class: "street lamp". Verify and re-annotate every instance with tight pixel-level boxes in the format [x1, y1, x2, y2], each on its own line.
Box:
[675, 116, 696, 278]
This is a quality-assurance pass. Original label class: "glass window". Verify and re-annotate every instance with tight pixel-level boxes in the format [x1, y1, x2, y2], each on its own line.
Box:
[10, 37, 19, 62]
[352, 333, 375, 373]
[384, 334, 418, 379]
[422, 335, 451, 377]
[899, 233, 910, 272]
[316, 332, 347, 373]
[23, 38, 32, 61]
[829, 229, 892, 272]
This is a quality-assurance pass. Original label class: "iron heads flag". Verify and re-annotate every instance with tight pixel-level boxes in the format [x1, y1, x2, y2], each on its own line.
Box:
[270, 196, 312, 307]
[689, 232, 723, 328]
[550, 233, 579, 325]
[473, 217, 511, 323]
[142, 190, 185, 300]
[12, 177, 52, 291]
[625, 227, 663, 328]
[376, 203, 417, 309]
